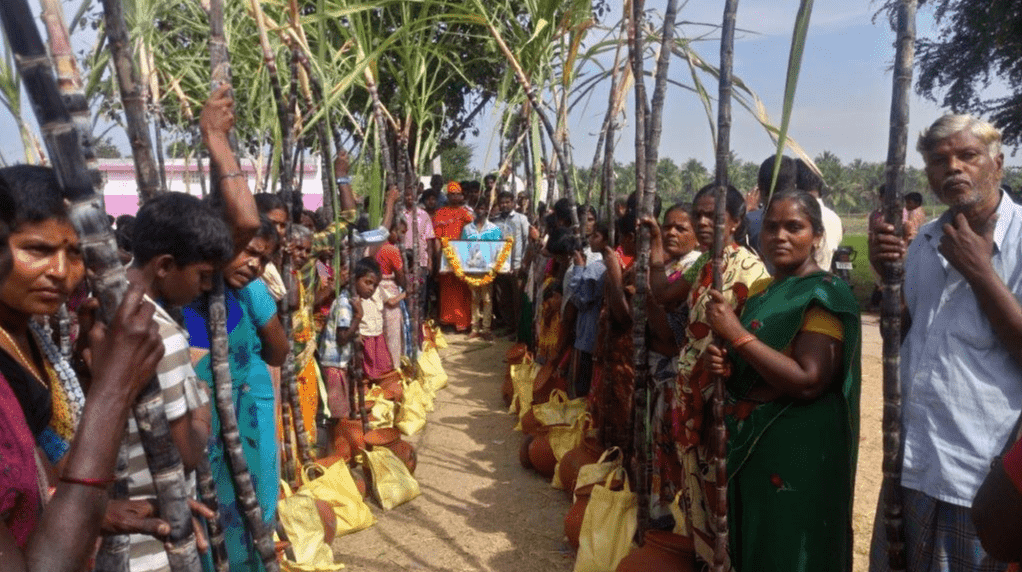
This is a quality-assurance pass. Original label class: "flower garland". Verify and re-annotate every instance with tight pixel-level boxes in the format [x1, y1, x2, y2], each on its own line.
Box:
[441, 237, 514, 287]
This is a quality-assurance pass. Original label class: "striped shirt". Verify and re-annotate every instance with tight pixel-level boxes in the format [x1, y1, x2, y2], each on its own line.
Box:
[126, 296, 209, 572]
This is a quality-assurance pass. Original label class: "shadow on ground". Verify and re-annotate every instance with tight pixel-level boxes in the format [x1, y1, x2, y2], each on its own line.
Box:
[330, 333, 576, 572]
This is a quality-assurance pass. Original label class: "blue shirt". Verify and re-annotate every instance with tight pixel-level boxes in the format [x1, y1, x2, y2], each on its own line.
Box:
[900, 193, 1022, 506]
[461, 220, 502, 241]
[569, 259, 606, 353]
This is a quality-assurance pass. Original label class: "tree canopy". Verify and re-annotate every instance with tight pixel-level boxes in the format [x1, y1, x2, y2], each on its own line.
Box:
[908, 0, 1022, 147]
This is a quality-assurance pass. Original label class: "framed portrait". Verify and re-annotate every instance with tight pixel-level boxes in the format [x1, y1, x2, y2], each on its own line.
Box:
[439, 240, 511, 274]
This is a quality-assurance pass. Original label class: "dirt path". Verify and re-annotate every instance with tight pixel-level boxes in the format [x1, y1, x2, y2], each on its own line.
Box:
[332, 319, 885, 571]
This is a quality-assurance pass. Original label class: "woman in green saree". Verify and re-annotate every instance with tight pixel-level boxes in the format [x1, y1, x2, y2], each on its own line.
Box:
[703, 190, 861, 572]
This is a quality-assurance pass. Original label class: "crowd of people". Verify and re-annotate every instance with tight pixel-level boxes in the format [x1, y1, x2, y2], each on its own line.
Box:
[0, 73, 1019, 572]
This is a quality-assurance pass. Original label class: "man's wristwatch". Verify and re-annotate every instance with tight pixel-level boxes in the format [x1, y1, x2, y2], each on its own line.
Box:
[336, 176, 351, 186]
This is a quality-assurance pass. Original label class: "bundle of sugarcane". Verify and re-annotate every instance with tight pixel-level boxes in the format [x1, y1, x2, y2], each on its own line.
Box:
[1, 2, 201, 570]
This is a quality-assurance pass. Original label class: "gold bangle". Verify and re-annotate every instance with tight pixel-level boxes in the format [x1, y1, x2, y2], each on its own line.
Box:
[732, 333, 757, 349]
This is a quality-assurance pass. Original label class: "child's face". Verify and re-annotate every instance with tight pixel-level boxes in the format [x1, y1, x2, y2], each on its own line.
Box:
[356, 272, 380, 299]
[588, 231, 607, 253]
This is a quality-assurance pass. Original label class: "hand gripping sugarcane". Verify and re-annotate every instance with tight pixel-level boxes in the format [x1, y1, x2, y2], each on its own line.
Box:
[208, 1, 280, 570]
[0, 2, 202, 571]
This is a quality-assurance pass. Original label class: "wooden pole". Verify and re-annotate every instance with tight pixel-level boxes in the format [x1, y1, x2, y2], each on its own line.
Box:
[208, 2, 280, 570]
[711, 1, 739, 570]
[880, 2, 915, 570]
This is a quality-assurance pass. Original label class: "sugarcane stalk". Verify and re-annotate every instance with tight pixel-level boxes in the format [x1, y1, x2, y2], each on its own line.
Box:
[38, 0, 99, 187]
[57, 303, 71, 360]
[279, 353, 298, 484]
[208, 2, 280, 570]
[711, 1, 739, 570]
[195, 456, 229, 572]
[94, 447, 132, 572]
[880, 2, 914, 570]
[626, 0, 651, 537]
[346, 226, 370, 432]
[100, 0, 164, 205]
[589, 19, 627, 214]
[405, 134, 421, 361]
[364, 67, 397, 191]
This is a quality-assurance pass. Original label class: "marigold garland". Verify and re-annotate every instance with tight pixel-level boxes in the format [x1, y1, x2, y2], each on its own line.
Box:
[440, 237, 514, 287]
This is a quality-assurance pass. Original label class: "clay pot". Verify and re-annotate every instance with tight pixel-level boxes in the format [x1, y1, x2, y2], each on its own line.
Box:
[313, 498, 338, 545]
[616, 530, 696, 572]
[520, 408, 542, 436]
[557, 436, 605, 496]
[505, 343, 529, 364]
[334, 418, 365, 454]
[364, 427, 417, 474]
[502, 371, 514, 407]
[532, 362, 567, 405]
[527, 428, 560, 478]
[519, 434, 535, 469]
[349, 465, 368, 498]
[375, 370, 404, 402]
[564, 483, 595, 551]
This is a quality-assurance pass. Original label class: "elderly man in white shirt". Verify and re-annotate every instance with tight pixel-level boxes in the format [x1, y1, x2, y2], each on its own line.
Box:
[869, 115, 1022, 572]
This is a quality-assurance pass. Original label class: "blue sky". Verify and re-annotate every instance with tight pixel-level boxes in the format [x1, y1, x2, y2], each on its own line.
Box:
[464, 0, 1020, 172]
[2, 0, 1018, 173]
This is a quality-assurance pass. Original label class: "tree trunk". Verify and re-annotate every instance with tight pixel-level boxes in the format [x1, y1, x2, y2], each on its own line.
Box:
[711, 2, 739, 570]
[880, 2, 915, 570]
[208, 2, 280, 570]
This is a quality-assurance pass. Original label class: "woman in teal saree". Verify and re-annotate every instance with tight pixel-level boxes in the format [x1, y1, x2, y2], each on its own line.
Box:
[704, 190, 861, 572]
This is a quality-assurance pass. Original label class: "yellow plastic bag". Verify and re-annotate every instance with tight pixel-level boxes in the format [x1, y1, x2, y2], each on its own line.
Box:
[277, 480, 345, 571]
[574, 467, 637, 572]
[417, 345, 448, 393]
[531, 389, 586, 427]
[396, 376, 429, 436]
[298, 462, 376, 537]
[361, 447, 421, 510]
[549, 413, 595, 489]
[574, 447, 624, 503]
[508, 356, 537, 416]
[364, 386, 396, 429]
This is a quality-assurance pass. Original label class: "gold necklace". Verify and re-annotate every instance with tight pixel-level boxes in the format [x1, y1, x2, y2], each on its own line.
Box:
[0, 326, 47, 386]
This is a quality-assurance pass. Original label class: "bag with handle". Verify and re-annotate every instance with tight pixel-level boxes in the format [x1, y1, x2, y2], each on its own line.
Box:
[509, 355, 537, 416]
[361, 446, 421, 510]
[298, 462, 375, 537]
[573, 467, 637, 572]
[573, 447, 624, 502]
[528, 389, 586, 428]
[396, 375, 429, 436]
[549, 413, 595, 489]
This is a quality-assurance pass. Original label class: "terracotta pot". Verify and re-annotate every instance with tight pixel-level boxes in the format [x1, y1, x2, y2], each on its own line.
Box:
[334, 418, 365, 453]
[313, 498, 338, 545]
[365, 427, 417, 474]
[520, 408, 542, 435]
[564, 484, 595, 551]
[557, 436, 605, 496]
[349, 465, 368, 498]
[502, 371, 514, 407]
[375, 370, 404, 402]
[616, 530, 696, 572]
[519, 433, 535, 469]
[505, 343, 529, 364]
[527, 428, 559, 478]
[532, 362, 567, 405]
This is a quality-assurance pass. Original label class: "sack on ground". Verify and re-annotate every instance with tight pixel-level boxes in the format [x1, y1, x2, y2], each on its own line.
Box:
[417, 345, 448, 393]
[397, 375, 429, 436]
[550, 413, 594, 489]
[573, 468, 636, 572]
[361, 447, 421, 510]
[531, 389, 586, 427]
[574, 447, 624, 503]
[298, 462, 375, 537]
[509, 356, 537, 416]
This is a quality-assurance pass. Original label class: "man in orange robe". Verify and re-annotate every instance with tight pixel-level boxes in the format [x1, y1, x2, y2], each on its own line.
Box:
[432, 182, 474, 331]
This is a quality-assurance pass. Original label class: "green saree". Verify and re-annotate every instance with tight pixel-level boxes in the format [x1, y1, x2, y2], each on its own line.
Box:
[725, 271, 861, 572]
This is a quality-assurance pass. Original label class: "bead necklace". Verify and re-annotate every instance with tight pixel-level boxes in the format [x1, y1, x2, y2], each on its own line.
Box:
[29, 321, 84, 427]
[0, 325, 46, 385]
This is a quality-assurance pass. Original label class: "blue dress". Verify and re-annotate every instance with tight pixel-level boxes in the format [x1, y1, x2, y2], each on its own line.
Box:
[183, 279, 280, 572]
